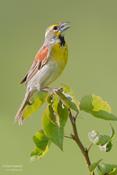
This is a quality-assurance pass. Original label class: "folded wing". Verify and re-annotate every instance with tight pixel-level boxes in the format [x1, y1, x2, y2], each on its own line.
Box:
[20, 46, 49, 85]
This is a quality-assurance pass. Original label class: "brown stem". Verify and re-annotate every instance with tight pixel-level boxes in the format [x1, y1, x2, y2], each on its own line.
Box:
[64, 135, 72, 139]
[87, 143, 93, 152]
[69, 110, 95, 175]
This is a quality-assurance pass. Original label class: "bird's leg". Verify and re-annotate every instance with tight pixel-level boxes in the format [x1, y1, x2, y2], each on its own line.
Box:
[26, 88, 37, 106]
[41, 87, 51, 93]
[52, 87, 63, 93]
[26, 91, 33, 105]
[42, 87, 63, 95]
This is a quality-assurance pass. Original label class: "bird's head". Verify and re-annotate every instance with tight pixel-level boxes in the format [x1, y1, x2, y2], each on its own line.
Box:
[44, 22, 70, 43]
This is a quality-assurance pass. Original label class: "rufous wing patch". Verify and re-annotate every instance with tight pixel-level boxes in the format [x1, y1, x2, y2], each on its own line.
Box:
[20, 46, 49, 84]
[35, 47, 49, 61]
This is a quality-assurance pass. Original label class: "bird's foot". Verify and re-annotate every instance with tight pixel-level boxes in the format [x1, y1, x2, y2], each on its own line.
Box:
[27, 100, 33, 105]
[42, 87, 63, 94]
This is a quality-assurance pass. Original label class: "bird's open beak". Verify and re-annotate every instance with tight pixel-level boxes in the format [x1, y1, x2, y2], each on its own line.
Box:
[59, 22, 70, 32]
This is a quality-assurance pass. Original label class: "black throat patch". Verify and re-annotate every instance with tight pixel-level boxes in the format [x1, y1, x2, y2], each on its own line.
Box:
[59, 35, 65, 46]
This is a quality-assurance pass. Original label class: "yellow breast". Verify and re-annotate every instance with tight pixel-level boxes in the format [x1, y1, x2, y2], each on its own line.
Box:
[51, 43, 68, 70]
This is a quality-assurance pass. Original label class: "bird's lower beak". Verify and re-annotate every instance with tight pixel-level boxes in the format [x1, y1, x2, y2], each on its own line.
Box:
[59, 22, 70, 32]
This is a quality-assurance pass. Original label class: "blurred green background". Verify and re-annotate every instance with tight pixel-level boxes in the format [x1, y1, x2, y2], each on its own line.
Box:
[0, 0, 117, 174]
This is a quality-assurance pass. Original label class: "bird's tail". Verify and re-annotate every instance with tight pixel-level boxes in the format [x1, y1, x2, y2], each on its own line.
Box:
[15, 91, 31, 125]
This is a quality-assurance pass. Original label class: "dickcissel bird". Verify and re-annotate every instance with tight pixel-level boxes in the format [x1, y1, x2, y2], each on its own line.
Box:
[15, 22, 70, 125]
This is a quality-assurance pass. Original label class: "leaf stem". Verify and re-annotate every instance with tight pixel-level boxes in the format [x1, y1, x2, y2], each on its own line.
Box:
[69, 110, 95, 175]
[64, 135, 73, 139]
[87, 143, 93, 152]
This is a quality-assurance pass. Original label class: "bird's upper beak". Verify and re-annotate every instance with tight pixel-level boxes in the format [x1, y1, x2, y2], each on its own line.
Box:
[59, 22, 70, 32]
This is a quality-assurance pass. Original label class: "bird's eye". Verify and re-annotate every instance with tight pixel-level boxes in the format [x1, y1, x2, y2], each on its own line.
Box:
[53, 26, 58, 30]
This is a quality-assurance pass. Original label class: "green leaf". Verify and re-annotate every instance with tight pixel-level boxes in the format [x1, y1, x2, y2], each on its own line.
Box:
[96, 163, 117, 175]
[99, 125, 115, 152]
[88, 125, 115, 152]
[22, 91, 48, 120]
[30, 146, 49, 160]
[97, 135, 111, 146]
[56, 89, 79, 112]
[92, 111, 117, 121]
[48, 104, 59, 126]
[47, 94, 69, 127]
[110, 124, 115, 139]
[88, 130, 112, 152]
[80, 95, 92, 112]
[99, 141, 112, 152]
[33, 130, 49, 150]
[92, 94, 111, 112]
[61, 84, 71, 93]
[57, 100, 68, 127]
[31, 130, 49, 160]
[42, 106, 64, 150]
[89, 159, 102, 172]
[80, 94, 117, 121]
[88, 130, 111, 146]
[109, 168, 117, 175]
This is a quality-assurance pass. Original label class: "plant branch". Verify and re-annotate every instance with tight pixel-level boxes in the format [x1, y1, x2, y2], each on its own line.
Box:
[69, 110, 95, 175]
[64, 135, 72, 139]
[87, 143, 93, 152]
